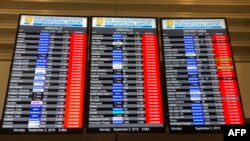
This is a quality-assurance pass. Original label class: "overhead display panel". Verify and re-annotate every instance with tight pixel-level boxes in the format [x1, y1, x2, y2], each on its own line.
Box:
[1, 15, 88, 133]
[161, 18, 245, 133]
[87, 17, 164, 133]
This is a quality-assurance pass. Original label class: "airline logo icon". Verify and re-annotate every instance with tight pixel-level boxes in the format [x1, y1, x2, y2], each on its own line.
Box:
[23, 16, 34, 25]
[165, 20, 174, 29]
[95, 18, 105, 27]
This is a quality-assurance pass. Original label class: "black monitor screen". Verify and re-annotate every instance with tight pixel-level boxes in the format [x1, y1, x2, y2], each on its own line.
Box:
[161, 18, 245, 133]
[1, 15, 88, 133]
[87, 17, 164, 133]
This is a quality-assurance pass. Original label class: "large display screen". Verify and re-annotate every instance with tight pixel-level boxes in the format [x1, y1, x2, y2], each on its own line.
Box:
[161, 19, 245, 133]
[1, 15, 88, 133]
[87, 17, 164, 133]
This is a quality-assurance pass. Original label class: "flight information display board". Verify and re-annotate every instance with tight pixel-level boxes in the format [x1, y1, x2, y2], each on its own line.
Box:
[87, 17, 164, 133]
[1, 15, 88, 133]
[161, 19, 245, 133]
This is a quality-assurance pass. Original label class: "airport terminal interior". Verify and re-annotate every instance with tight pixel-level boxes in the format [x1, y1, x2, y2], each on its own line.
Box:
[0, 0, 249, 141]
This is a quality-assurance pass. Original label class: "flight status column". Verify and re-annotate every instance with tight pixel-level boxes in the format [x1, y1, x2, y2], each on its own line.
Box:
[1, 15, 88, 133]
[87, 17, 164, 133]
[161, 19, 245, 133]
